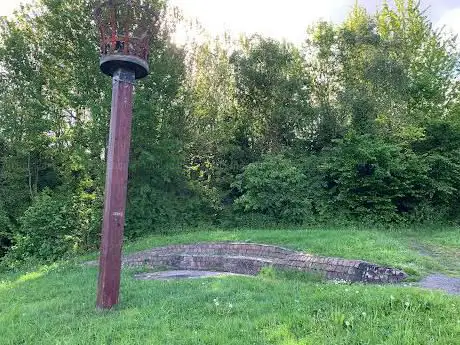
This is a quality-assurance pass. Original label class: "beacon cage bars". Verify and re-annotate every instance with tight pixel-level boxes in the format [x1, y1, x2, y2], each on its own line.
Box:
[94, 0, 160, 79]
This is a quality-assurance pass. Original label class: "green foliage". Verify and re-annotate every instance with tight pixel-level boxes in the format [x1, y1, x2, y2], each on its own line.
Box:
[1, 0, 460, 265]
[0, 0, 191, 263]
[319, 134, 431, 223]
[4, 186, 101, 266]
[125, 184, 214, 238]
[234, 155, 309, 223]
[0, 206, 13, 258]
[412, 121, 460, 219]
[231, 36, 312, 152]
[258, 265, 277, 279]
[69, 180, 103, 252]
[126, 40, 191, 237]
[10, 190, 77, 262]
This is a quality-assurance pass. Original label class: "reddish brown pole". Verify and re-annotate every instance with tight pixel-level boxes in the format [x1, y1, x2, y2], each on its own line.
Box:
[97, 68, 135, 309]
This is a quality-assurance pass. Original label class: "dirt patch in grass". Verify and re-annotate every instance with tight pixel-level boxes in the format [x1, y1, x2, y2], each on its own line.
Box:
[134, 270, 245, 280]
[411, 241, 460, 295]
[417, 274, 460, 295]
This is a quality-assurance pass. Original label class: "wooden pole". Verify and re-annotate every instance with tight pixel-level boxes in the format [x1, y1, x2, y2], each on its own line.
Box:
[96, 68, 135, 309]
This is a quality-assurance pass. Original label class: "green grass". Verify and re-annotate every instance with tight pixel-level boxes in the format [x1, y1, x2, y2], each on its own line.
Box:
[1, 226, 459, 345]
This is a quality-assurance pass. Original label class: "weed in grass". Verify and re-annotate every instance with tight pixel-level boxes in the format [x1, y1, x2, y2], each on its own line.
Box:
[258, 265, 325, 283]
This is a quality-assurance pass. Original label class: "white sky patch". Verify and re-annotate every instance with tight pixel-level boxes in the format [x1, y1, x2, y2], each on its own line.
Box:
[436, 8, 460, 38]
[0, 0, 31, 17]
[1, 0, 354, 44]
[170, 0, 354, 44]
[1, 0, 459, 43]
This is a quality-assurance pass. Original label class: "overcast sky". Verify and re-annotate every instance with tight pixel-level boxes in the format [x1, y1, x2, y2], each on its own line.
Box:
[1, 0, 459, 44]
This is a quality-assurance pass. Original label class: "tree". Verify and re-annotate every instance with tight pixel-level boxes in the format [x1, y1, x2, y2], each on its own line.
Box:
[231, 36, 313, 153]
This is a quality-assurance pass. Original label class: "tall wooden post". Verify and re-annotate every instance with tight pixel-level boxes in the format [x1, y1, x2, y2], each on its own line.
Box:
[96, 69, 135, 309]
[94, 0, 158, 310]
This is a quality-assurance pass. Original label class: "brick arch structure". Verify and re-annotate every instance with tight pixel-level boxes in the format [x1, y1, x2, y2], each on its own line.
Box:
[118, 243, 407, 283]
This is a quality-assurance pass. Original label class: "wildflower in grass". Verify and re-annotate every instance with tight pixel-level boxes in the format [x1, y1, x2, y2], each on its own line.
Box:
[333, 279, 348, 284]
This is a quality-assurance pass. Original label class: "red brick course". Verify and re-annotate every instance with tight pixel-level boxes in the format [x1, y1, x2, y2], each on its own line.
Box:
[113, 243, 407, 283]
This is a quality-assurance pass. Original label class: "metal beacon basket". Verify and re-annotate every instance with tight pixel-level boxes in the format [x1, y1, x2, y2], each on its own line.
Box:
[94, 0, 160, 79]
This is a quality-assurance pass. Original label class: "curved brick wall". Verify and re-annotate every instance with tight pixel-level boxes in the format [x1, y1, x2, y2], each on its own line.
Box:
[118, 243, 407, 283]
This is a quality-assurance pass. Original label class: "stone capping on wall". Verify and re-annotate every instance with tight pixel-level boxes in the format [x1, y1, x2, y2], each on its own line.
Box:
[109, 242, 407, 283]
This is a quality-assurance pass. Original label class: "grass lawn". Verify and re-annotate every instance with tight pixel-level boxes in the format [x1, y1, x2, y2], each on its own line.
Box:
[1, 226, 459, 345]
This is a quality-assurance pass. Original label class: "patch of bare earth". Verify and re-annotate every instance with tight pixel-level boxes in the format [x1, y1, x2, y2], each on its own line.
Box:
[412, 242, 460, 295]
[418, 274, 460, 295]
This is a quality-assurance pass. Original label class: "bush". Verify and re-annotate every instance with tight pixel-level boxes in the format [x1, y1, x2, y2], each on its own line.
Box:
[318, 134, 431, 223]
[125, 182, 215, 238]
[8, 190, 77, 262]
[0, 206, 13, 258]
[233, 155, 310, 223]
[5, 186, 102, 265]
[412, 121, 460, 220]
[70, 179, 103, 252]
